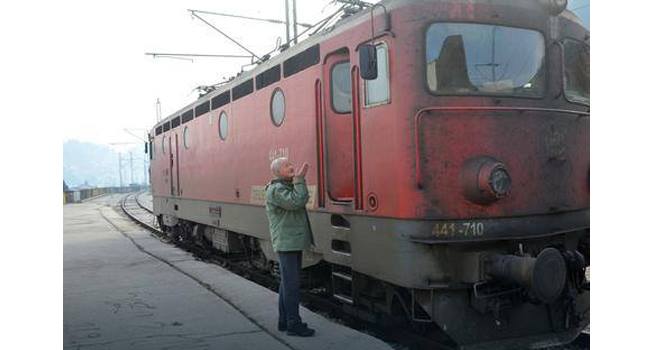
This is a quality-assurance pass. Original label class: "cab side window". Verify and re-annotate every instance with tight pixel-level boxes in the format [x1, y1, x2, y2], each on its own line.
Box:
[331, 61, 352, 113]
[563, 39, 589, 105]
[365, 43, 390, 106]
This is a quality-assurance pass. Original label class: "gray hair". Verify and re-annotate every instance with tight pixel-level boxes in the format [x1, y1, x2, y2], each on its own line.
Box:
[270, 157, 288, 177]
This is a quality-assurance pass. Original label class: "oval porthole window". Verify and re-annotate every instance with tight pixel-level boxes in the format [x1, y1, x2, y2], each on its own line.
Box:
[270, 88, 285, 126]
[219, 111, 228, 140]
[183, 127, 190, 149]
[162, 135, 166, 154]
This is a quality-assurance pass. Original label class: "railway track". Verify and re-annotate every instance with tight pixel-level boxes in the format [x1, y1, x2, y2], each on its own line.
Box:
[121, 191, 157, 229]
[119, 192, 589, 350]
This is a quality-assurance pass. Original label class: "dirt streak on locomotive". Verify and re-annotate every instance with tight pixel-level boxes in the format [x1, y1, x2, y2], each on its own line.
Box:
[148, 0, 589, 348]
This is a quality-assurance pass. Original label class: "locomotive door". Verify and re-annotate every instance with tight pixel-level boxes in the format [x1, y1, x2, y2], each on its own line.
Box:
[169, 133, 181, 196]
[322, 49, 354, 202]
[168, 135, 174, 195]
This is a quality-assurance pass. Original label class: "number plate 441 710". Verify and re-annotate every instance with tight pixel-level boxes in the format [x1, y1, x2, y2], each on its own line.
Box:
[432, 222, 485, 238]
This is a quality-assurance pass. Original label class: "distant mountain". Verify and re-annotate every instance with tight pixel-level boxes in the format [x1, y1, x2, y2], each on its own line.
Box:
[63, 140, 146, 188]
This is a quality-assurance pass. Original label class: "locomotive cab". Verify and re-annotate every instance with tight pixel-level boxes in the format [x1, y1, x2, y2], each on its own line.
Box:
[347, 0, 589, 347]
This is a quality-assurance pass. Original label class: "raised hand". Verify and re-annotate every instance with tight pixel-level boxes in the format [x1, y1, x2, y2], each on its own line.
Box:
[296, 162, 309, 177]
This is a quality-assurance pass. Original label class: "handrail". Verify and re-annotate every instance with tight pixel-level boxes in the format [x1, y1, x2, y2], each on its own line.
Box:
[351, 65, 364, 210]
[315, 79, 326, 208]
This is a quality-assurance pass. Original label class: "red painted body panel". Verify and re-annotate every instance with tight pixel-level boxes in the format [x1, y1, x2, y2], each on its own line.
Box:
[322, 49, 354, 201]
[147, 2, 589, 346]
[149, 0, 589, 224]
[416, 109, 589, 218]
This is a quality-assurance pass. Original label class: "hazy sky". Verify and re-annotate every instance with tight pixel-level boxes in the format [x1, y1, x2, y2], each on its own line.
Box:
[60, 0, 354, 147]
[59, 0, 588, 148]
[568, 0, 589, 28]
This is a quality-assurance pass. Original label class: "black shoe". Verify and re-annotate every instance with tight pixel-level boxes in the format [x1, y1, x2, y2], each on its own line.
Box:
[279, 321, 307, 332]
[287, 323, 315, 337]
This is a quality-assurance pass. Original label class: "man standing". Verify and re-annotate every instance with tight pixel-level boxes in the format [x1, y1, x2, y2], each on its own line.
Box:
[265, 157, 315, 337]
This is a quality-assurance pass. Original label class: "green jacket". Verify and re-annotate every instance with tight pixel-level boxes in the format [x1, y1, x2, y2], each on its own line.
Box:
[265, 176, 314, 252]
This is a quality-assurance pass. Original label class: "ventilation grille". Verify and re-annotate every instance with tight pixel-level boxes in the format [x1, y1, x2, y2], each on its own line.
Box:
[211, 91, 231, 110]
[232, 79, 254, 101]
[283, 44, 320, 78]
[171, 116, 181, 128]
[181, 110, 194, 124]
[256, 65, 281, 90]
[195, 101, 210, 117]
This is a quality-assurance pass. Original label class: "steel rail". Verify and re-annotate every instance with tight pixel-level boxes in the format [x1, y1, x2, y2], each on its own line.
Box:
[111, 193, 298, 350]
[121, 192, 160, 234]
[119, 192, 588, 350]
[134, 191, 153, 214]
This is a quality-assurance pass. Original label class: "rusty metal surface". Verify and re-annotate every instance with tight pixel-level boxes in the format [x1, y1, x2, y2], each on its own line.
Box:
[146, 1, 589, 348]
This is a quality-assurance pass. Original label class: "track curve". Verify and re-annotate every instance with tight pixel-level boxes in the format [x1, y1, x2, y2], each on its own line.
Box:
[119, 192, 589, 350]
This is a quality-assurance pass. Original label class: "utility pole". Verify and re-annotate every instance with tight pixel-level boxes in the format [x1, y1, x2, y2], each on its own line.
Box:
[115, 130, 149, 186]
[292, 0, 298, 45]
[284, 0, 291, 46]
[143, 154, 147, 185]
[129, 152, 134, 186]
[118, 153, 123, 187]
[144, 130, 149, 185]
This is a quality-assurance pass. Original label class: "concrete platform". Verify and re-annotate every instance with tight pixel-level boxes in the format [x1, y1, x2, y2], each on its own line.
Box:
[63, 194, 392, 350]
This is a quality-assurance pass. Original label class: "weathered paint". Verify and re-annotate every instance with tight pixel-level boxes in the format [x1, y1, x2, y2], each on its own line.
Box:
[150, 0, 588, 225]
[149, 1, 589, 347]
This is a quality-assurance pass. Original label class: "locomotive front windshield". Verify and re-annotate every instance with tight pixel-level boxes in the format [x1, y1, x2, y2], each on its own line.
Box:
[426, 23, 545, 97]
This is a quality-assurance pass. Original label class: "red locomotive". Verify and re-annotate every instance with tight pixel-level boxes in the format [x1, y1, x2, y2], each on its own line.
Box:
[148, 0, 589, 348]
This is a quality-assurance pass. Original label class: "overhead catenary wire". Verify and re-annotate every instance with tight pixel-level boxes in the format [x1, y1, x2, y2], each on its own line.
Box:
[149, 55, 194, 62]
[147, 0, 366, 101]
[187, 8, 312, 28]
[150, 2, 354, 66]
[305, 5, 347, 37]
[570, 4, 589, 11]
[294, 4, 348, 42]
[333, 0, 373, 9]
[145, 53, 252, 59]
[246, 4, 348, 66]
[188, 10, 262, 60]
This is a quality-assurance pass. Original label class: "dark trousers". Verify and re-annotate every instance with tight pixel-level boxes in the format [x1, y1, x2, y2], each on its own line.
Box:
[278, 251, 302, 327]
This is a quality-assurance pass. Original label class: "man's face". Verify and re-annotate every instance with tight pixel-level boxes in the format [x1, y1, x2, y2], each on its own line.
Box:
[278, 160, 295, 179]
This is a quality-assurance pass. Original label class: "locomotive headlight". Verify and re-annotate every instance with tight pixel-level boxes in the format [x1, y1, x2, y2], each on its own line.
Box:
[462, 157, 511, 205]
[488, 166, 511, 198]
